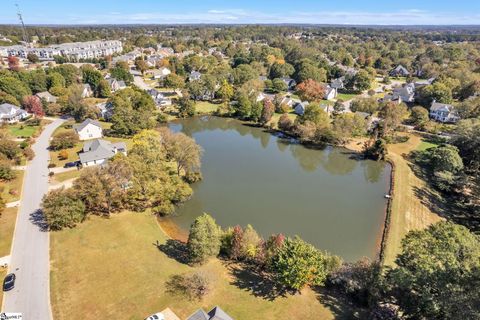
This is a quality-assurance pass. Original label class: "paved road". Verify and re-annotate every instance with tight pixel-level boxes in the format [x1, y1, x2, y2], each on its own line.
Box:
[2, 118, 65, 320]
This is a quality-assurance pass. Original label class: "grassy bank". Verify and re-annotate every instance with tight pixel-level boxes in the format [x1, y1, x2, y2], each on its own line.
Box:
[1, 170, 25, 203]
[0, 207, 18, 257]
[382, 133, 442, 265]
[50, 211, 357, 320]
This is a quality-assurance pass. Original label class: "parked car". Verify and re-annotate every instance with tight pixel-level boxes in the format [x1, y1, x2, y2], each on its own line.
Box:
[64, 161, 79, 168]
[3, 273, 16, 291]
[145, 313, 165, 320]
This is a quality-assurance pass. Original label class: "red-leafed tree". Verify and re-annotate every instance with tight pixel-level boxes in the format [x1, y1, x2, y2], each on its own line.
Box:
[260, 99, 275, 124]
[295, 79, 326, 102]
[8, 56, 20, 71]
[22, 95, 45, 118]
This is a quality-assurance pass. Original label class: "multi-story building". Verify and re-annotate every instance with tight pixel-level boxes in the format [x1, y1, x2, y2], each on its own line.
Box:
[0, 40, 123, 61]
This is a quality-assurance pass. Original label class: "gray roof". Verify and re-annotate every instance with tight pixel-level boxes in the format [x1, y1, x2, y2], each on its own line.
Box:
[117, 80, 126, 88]
[79, 139, 126, 164]
[431, 101, 454, 112]
[73, 118, 102, 132]
[186, 307, 233, 320]
[35, 91, 57, 102]
[0, 103, 27, 119]
[186, 309, 209, 320]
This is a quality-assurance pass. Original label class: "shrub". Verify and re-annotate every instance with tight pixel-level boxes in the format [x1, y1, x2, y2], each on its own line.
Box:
[278, 114, 293, 132]
[58, 150, 69, 160]
[50, 131, 78, 150]
[0, 161, 16, 181]
[186, 213, 222, 264]
[22, 147, 35, 160]
[166, 271, 214, 301]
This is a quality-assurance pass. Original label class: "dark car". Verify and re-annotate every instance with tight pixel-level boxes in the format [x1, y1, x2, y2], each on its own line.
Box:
[3, 273, 15, 291]
[64, 161, 79, 168]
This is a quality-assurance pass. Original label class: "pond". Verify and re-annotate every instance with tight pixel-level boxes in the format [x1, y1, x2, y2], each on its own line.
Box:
[166, 116, 391, 261]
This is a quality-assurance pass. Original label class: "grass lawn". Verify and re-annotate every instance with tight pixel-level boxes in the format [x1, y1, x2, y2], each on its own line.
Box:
[336, 93, 359, 101]
[50, 211, 356, 320]
[8, 124, 39, 138]
[416, 139, 439, 151]
[383, 133, 442, 265]
[0, 170, 25, 203]
[195, 101, 220, 114]
[0, 207, 18, 257]
[269, 112, 297, 129]
[52, 170, 82, 183]
[50, 143, 82, 168]
[83, 97, 108, 107]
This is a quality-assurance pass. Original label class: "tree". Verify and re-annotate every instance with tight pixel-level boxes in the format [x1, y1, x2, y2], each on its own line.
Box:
[110, 87, 156, 135]
[96, 79, 111, 98]
[278, 113, 293, 131]
[47, 72, 66, 89]
[452, 118, 480, 171]
[160, 129, 202, 177]
[7, 56, 20, 71]
[235, 93, 251, 119]
[260, 100, 275, 125]
[364, 139, 388, 160]
[0, 161, 16, 181]
[294, 60, 327, 83]
[271, 78, 288, 92]
[378, 102, 409, 137]
[350, 97, 379, 114]
[269, 62, 294, 79]
[22, 95, 44, 118]
[27, 53, 39, 64]
[430, 145, 464, 174]
[81, 66, 102, 92]
[0, 139, 21, 160]
[178, 94, 196, 118]
[250, 102, 263, 123]
[233, 64, 258, 85]
[0, 76, 31, 102]
[163, 74, 185, 89]
[50, 131, 79, 150]
[109, 65, 133, 85]
[409, 106, 429, 127]
[352, 70, 373, 91]
[0, 91, 19, 106]
[419, 82, 453, 105]
[42, 188, 86, 230]
[271, 236, 341, 291]
[386, 222, 480, 319]
[187, 213, 222, 264]
[216, 80, 234, 102]
[295, 79, 325, 102]
[134, 58, 149, 75]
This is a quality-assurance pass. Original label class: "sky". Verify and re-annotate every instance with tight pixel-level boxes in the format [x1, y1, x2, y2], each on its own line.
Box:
[0, 0, 479, 25]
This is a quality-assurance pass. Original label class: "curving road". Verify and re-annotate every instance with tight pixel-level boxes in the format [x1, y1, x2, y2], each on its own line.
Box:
[2, 118, 65, 320]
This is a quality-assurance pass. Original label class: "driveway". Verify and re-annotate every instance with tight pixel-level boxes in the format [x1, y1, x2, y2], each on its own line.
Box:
[2, 118, 65, 319]
[133, 75, 152, 90]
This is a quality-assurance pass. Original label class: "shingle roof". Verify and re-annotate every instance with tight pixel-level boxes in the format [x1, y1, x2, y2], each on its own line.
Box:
[79, 139, 126, 164]
[186, 309, 209, 320]
[73, 118, 102, 132]
[0, 103, 27, 119]
[208, 306, 233, 320]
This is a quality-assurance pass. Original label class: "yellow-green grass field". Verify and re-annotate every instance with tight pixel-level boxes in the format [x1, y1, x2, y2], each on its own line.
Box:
[8, 124, 39, 138]
[0, 170, 24, 203]
[51, 169, 82, 183]
[195, 101, 220, 114]
[0, 207, 18, 257]
[383, 133, 442, 265]
[50, 211, 358, 320]
[336, 93, 360, 101]
[269, 112, 297, 129]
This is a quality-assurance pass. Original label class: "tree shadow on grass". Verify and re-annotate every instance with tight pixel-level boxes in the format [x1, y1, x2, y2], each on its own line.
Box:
[225, 260, 293, 301]
[156, 239, 190, 264]
[29, 209, 49, 232]
[313, 287, 367, 320]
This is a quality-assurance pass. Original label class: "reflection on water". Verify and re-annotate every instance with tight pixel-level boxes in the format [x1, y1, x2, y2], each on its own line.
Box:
[168, 116, 390, 261]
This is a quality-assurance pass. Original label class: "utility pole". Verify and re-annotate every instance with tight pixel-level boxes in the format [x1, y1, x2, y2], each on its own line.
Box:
[16, 3, 29, 44]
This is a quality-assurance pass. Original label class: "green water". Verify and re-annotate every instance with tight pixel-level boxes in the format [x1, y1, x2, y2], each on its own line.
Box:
[168, 116, 390, 261]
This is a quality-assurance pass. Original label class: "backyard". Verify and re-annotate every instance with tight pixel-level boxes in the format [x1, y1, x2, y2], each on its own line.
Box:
[0, 170, 24, 203]
[50, 211, 359, 320]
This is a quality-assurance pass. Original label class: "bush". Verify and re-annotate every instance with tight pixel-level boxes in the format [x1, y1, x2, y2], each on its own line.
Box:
[0, 140, 21, 160]
[50, 131, 78, 150]
[187, 213, 222, 264]
[278, 114, 293, 132]
[0, 161, 16, 181]
[48, 163, 56, 168]
[166, 271, 214, 301]
[58, 150, 69, 160]
[22, 147, 35, 160]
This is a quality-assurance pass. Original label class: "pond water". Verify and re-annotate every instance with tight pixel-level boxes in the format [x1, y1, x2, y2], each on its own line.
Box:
[167, 116, 391, 261]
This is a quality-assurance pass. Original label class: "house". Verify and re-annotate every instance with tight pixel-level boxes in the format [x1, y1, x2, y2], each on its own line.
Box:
[186, 306, 233, 320]
[390, 65, 410, 77]
[108, 78, 126, 92]
[324, 85, 337, 100]
[81, 84, 93, 98]
[35, 91, 57, 103]
[280, 77, 297, 90]
[73, 118, 103, 140]
[294, 101, 309, 115]
[430, 101, 460, 123]
[189, 71, 202, 81]
[414, 77, 436, 89]
[148, 89, 172, 108]
[0, 103, 28, 123]
[96, 102, 114, 120]
[78, 139, 127, 167]
[391, 83, 415, 103]
[256, 92, 274, 103]
[330, 77, 344, 90]
[279, 96, 295, 107]
[321, 104, 335, 114]
[149, 67, 171, 79]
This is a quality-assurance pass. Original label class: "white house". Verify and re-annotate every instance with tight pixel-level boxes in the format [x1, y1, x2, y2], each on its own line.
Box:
[78, 139, 127, 167]
[73, 118, 103, 140]
[430, 101, 460, 123]
[107, 78, 127, 92]
[0, 103, 28, 123]
[149, 67, 171, 79]
[324, 85, 337, 100]
[81, 84, 93, 98]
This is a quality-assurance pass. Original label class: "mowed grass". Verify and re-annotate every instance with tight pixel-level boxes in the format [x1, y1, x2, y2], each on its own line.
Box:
[269, 112, 297, 128]
[416, 139, 439, 151]
[0, 170, 24, 203]
[51, 169, 82, 183]
[8, 124, 39, 138]
[195, 101, 220, 114]
[383, 133, 442, 265]
[336, 93, 359, 101]
[50, 211, 348, 320]
[0, 207, 18, 257]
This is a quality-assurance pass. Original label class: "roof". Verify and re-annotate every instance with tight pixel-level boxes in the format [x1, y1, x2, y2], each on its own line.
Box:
[208, 306, 233, 320]
[0, 103, 27, 118]
[117, 80, 127, 88]
[73, 118, 102, 132]
[430, 101, 455, 112]
[79, 139, 126, 164]
[35, 91, 57, 101]
[186, 309, 209, 320]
